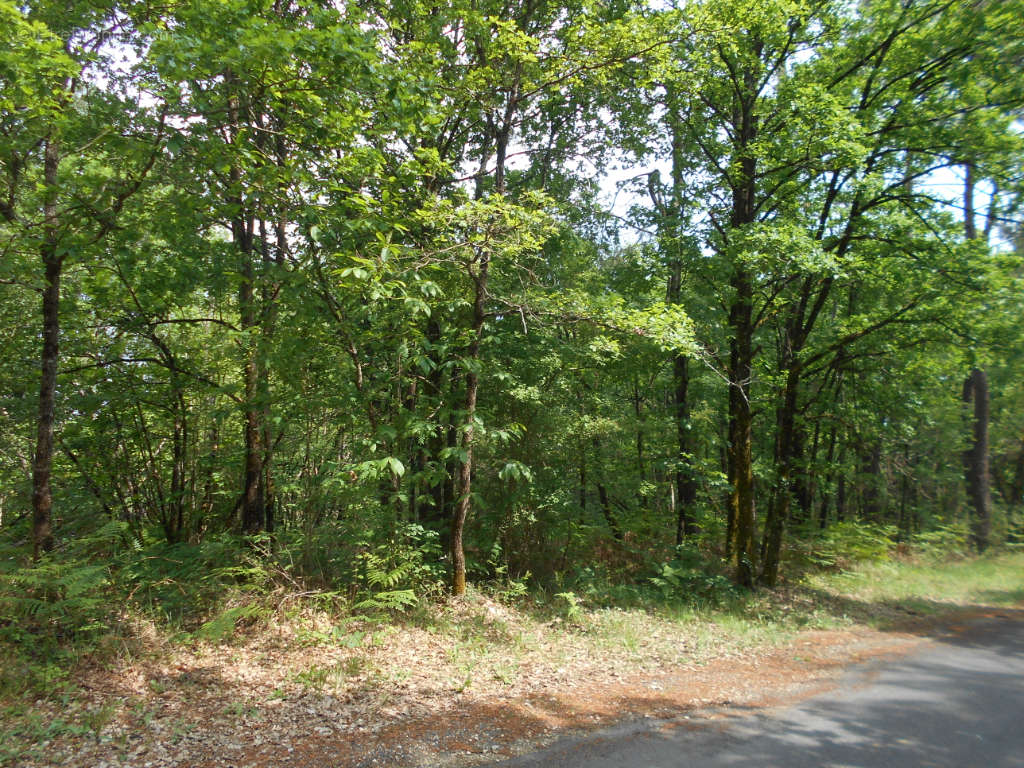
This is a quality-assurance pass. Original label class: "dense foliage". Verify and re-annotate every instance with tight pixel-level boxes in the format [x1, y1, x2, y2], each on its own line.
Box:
[1, 0, 1022, 640]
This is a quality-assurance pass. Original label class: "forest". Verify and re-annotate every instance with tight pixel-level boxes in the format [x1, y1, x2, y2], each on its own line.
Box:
[1, 0, 1024, 647]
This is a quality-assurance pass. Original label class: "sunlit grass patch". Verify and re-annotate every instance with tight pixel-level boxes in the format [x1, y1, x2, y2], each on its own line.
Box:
[801, 550, 1024, 615]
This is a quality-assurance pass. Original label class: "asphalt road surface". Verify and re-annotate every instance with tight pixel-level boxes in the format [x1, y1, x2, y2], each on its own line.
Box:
[490, 613, 1024, 768]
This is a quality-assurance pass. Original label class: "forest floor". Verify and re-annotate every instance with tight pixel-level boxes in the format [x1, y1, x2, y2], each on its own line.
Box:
[4, 552, 1024, 768]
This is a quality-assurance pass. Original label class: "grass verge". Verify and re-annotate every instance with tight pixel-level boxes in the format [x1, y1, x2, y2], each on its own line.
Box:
[1, 549, 1022, 767]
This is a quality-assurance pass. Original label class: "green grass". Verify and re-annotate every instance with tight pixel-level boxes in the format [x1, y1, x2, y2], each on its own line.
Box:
[570, 550, 1024, 666]
[293, 654, 372, 691]
[1, 541, 1021, 768]
[798, 550, 1024, 625]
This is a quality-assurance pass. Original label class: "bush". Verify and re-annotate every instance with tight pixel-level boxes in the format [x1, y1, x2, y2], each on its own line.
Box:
[648, 561, 737, 606]
[116, 532, 274, 629]
[646, 542, 737, 606]
[911, 523, 968, 560]
[805, 522, 897, 570]
[0, 520, 128, 650]
[351, 523, 447, 613]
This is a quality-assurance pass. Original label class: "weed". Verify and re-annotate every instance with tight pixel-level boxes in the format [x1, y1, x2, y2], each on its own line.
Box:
[293, 655, 368, 691]
[343, 655, 367, 677]
[0, 655, 73, 701]
[170, 718, 197, 743]
[223, 701, 259, 720]
[492, 664, 516, 685]
[554, 591, 585, 624]
[130, 701, 157, 727]
[594, 611, 644, 655]
[81, 701, 118, 741]
[0, 707, 91, 768]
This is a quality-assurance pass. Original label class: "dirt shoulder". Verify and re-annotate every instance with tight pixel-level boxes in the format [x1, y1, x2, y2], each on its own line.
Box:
[15, 591, 1014, 768]
[238, 624, 928, 768]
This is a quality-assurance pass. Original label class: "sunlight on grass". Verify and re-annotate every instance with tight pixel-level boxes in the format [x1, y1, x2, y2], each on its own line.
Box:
[583, 551, 1024, 664]
[802, 551, 1024, 611]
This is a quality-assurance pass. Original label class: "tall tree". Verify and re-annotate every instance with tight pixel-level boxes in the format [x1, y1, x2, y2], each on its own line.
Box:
[1, 1, 163, 556]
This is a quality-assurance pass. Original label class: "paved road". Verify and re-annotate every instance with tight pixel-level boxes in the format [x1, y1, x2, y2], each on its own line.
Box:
[489, 613, 1024, 768]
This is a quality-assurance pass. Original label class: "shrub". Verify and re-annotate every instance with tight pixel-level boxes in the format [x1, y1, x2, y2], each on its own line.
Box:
[806, 522, 897, 570]
[351, 523, 446, 614]
[0, 520, 128, 650]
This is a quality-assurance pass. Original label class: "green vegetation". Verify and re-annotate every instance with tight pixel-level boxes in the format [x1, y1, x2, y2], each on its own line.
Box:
[0, 527, 1022, 764]
[1, 0, 1023, 760]
[805, 552, 1024, 616]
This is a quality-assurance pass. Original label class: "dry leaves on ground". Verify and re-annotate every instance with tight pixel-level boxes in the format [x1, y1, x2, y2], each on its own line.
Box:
[11, 592, 948, 768]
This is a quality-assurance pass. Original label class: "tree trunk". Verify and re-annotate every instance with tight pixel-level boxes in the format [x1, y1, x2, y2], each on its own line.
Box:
[239, 250, 266, 535]
[760, 352, 799, 587]
[724, 418, 736, 560]
[578, 439, 587, 513]
[836, 463, 848, 522]
[424, 318, 452, 534]
[961, 166, 990, 552]
[591, 438, 624, 541]
[666, 243, 698, 543]
[858, 443, 883, 522]
[32, 256, 60, 558]
[897, 445, 912, 542]
[450, 104, 513, 594]
[674, 354, 699, 544]
[818, 424, 838, 529]
[450, 263, 486, 596]
[662, 84, 699, 545]
[724, 41, 761, 588]
[964, 162, 977, 241]
[962, 368, 991, 552]
[226, 77, 266, 536]
[31, 135, 61, 559]
[200, 423, 219, 531]
[727, 295, 756, 588]
[633, 379, 648, 510]
[166, 388, 187, 543]
[791, 419, 811, 524]
[596, 481, 623, 541]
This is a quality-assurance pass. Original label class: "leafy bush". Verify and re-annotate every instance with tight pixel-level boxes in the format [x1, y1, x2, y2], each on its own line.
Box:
[351, 523, 446, 614]
[648, 561, 737, 606]
[911, 523, 968, 560]
[805, 522, 897, 570]
[0, 520, 129, 649]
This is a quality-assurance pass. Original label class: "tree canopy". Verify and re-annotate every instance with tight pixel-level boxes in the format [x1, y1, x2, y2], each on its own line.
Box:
[1, 0, 1023, 603]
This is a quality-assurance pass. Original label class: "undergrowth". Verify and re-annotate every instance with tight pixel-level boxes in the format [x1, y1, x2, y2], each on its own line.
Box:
[1, 514, 1021, 719]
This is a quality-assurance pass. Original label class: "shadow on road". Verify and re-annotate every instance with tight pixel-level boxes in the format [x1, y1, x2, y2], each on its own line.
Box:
[489, 612, 1024, 768]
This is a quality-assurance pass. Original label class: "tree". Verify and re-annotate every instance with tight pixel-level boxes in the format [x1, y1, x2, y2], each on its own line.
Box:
[627, 0, 1024, 586]
[1, 1, 164, 556]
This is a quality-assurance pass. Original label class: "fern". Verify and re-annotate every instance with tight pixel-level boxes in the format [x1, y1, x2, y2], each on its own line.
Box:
[193, 604, 265, 642]
[346, 523, 447, 613]
[0, 557, 111, 643]
[554, 591, 584, 623]
[362, 556, 416, 590]
[352, 589, 417, 614]
[808, 522, 897, 570]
